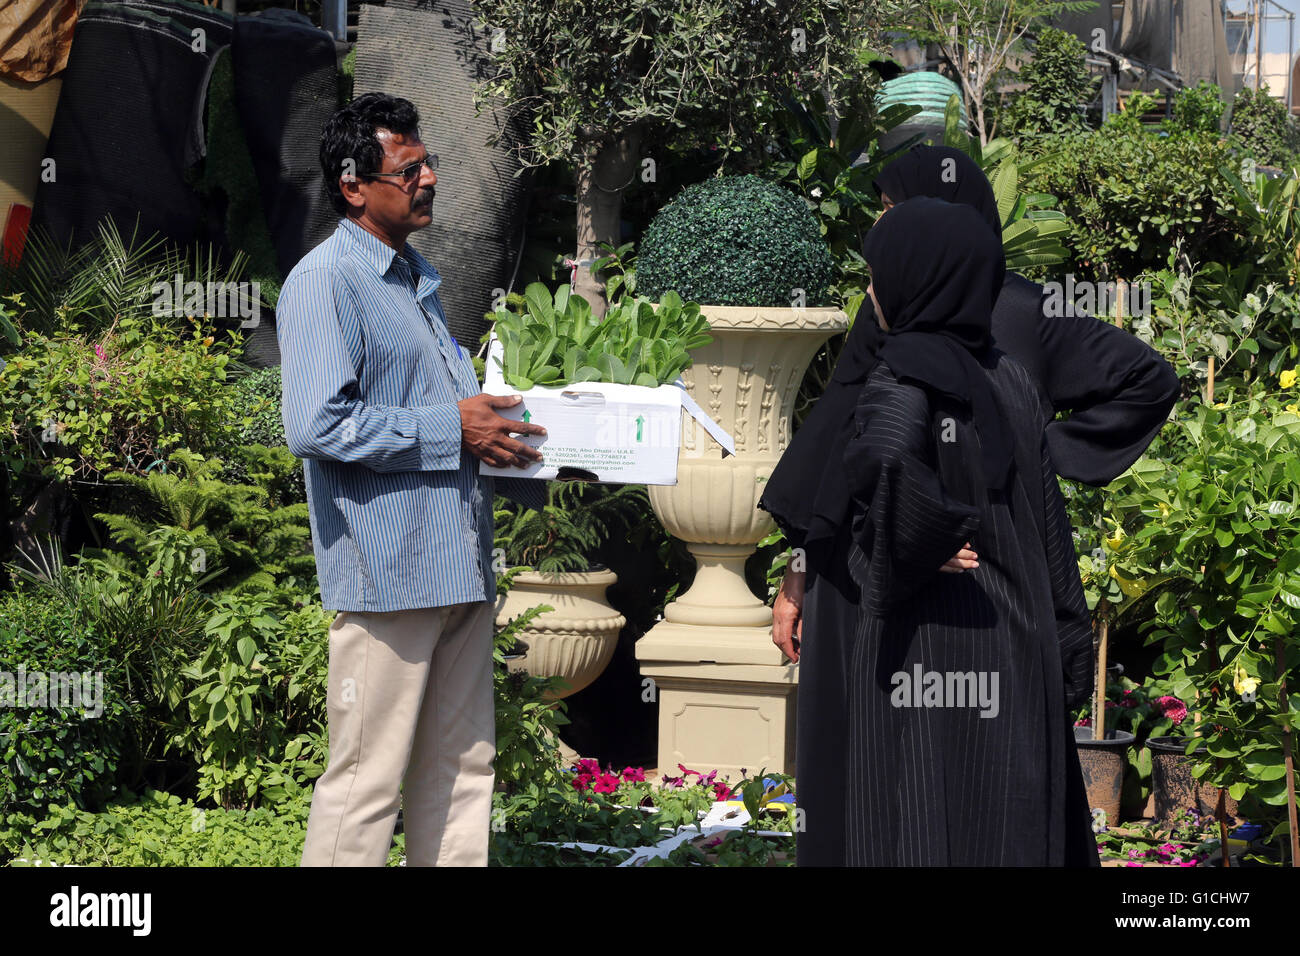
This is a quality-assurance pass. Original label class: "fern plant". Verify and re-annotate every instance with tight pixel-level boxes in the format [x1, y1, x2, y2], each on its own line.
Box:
[91, 448, 314, 595]
[494, 482, 651, 573]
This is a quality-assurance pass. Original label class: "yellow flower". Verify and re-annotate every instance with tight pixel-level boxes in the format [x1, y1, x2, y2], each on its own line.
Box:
[1157, 502, 1171, 518]
[1213, 402, 1227, 409]
[1282, 368, 1298, 389]
[1233, 664, 1260, 697]
[1109, 565, 1146, 598]
[202, 336, 214, 347]
[1287, 404, 1299, 415]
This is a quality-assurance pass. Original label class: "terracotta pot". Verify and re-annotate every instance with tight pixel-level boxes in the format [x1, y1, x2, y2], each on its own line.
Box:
[1074, 727, 1134, 828]
[494, 568, 625, 700]
[1147, 736, 1240, 829]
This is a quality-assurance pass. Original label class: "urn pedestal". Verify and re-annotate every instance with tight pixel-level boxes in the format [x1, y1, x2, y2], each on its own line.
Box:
[636, 305, 848, 779]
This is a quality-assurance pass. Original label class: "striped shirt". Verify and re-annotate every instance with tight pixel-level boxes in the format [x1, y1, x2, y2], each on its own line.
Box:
[277, 217, 544, 612]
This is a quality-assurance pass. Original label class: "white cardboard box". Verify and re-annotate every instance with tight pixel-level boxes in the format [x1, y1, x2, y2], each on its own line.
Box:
[478, 335, 734, 485]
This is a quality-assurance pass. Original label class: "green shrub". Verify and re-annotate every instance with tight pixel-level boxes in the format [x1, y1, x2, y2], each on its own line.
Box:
[1023, 129, 1242, 278]
[1005, 27, 1096, 139]
[1230, 85, 1300, 169]
[1170, 80, 1227, 135]
[217, 365, 305, 504]
[0, 587, 137, 830]
[636, 174, 834, 307]
[0, 315, 243, 482]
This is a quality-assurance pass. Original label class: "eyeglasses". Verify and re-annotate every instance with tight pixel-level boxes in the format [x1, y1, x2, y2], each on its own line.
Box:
[367, 154, 438, 186]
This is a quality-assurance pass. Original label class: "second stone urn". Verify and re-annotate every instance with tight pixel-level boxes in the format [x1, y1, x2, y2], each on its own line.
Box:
[495, 568, 626, 701]
[636, 304, 848, 777]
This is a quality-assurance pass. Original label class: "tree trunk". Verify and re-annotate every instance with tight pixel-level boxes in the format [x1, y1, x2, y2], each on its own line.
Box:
[574, 128, 642, 318]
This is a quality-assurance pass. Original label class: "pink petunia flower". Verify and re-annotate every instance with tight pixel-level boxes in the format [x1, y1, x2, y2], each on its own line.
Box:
[593, 773, 621, 794]
[712, 782, 734, 800]
[573, 773, 593, 792]
[576, 758, 602, 775]
[621, 767, 646, 783]
[1156, 696, 1188, 725]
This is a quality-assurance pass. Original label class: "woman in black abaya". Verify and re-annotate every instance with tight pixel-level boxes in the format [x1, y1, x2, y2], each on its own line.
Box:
[758, 146, 1178, 866]
[843, 196, 1089, 864]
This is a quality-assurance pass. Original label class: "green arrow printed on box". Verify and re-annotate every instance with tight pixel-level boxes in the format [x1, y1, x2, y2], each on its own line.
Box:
[635, 415, 644, 441]
[522, 410, 531, 423]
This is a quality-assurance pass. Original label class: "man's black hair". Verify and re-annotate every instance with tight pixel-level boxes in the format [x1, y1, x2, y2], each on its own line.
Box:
[320, 92, 422, 216]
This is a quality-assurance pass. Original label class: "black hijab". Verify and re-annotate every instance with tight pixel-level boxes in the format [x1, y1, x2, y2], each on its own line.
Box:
[758, 147, 1009, 562]
[872, 145, 1002, 236]
[863, 196, 1012, 490]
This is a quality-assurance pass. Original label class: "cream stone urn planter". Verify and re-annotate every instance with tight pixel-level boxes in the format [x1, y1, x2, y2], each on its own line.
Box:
[636, 304, 848, 778]
[495, 568, 627, 701]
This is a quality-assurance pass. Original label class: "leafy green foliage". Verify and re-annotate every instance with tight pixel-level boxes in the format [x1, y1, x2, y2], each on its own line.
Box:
[216, 366, 306, 505]
[167, 591, 329, 809]
[1094, 395, 1300, 845]
[0, 587, 136, 831]
[4, 789, 313, 867]
[493, 483, 652, 573]
[1129, 249, 1300, 388]
[471, 0, 887, 168]
[762, 91, 925, 321]
[493, 601, 569, 796]
[1004, 26, 1097, 139]
[941, 95, 1072, 273]
[1021, 127, 1241, 279]
[1170, 81, 1227, 136]
[489, 283, 711, 389]
[1230, 85, 1300, 170]
[0, 292, 22, 353]
[0, 315, 242, 482]
[0, 217, 254, 339]
[91, 449, 315, 596]
[637, 174, 834, 307]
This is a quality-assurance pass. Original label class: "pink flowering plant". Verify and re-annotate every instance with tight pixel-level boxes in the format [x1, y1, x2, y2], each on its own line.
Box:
[569, 760, 721, 830]
[1095, 808, 1221, 867]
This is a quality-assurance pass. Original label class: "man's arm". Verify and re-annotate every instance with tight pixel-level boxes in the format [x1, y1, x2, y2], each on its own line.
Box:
[278, 266, 463, 472]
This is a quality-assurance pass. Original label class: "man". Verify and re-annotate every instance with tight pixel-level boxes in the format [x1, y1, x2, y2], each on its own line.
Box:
[277, 92, 546, 867]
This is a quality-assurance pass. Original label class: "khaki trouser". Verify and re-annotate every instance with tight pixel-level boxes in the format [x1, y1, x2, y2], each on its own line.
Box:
[300, 600, 496, 867]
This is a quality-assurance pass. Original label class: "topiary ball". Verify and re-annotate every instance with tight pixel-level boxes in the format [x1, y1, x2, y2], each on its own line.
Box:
[636, 174, 834, 308]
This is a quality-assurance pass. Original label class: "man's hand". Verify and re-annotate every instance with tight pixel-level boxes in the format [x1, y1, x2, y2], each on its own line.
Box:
[773, 567, 805, 663]
[939, 542, 979, 573]
[459, 393, 547, 468]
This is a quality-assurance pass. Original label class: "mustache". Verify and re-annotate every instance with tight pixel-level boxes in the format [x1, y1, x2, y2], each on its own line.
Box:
[414, 188, 435, 206]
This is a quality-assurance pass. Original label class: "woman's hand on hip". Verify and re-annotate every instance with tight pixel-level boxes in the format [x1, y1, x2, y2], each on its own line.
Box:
[773, 567, 805, 663]
[939, 542, 979, 573]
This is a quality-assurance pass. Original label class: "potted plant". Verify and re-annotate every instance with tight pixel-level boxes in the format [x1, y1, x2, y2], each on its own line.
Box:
[493, 482, 649, 699]
[1075, 673, 1192, 820]
[629, 173, 848, 777]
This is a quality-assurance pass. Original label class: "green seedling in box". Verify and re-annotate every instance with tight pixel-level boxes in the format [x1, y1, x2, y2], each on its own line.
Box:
[489, 283, 712, 390]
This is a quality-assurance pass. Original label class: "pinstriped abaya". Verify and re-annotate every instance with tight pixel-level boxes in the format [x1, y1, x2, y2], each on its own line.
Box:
[839, 197, 1096, 865]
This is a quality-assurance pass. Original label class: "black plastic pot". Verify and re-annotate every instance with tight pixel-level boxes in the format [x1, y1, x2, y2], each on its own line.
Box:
[1074, 727, 1135, 828]
[1147, 736, 1239, 829]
